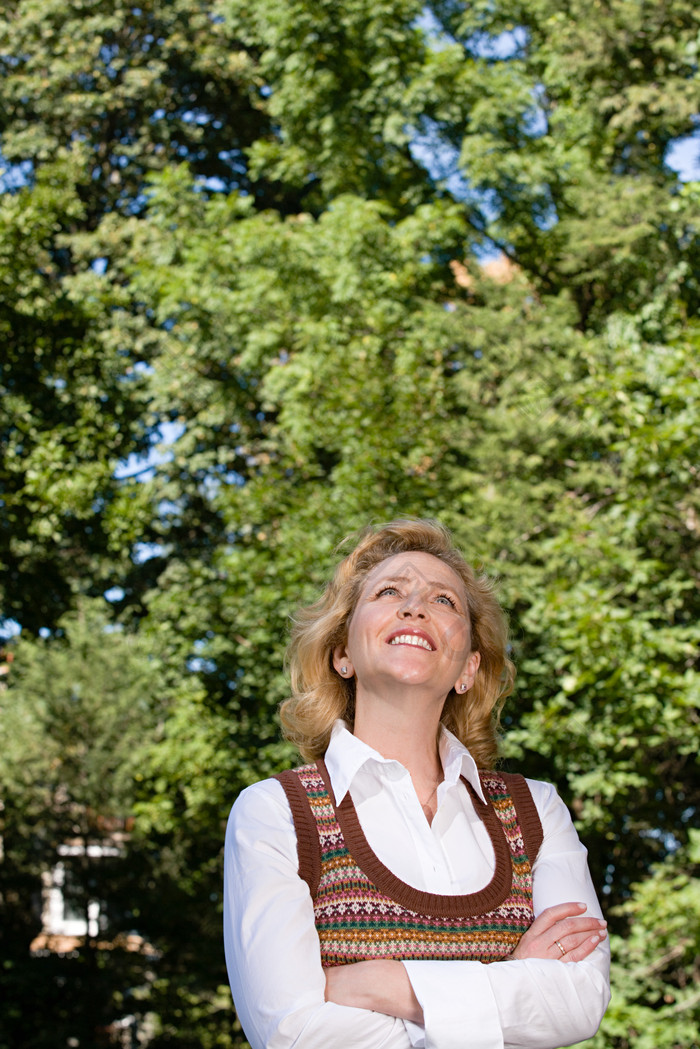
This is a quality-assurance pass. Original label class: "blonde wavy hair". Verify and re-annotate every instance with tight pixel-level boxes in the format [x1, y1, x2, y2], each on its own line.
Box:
[280, 518, 515, 768]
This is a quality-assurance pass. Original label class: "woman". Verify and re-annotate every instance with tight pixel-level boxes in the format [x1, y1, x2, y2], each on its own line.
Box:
[224, 519, 610, 1049]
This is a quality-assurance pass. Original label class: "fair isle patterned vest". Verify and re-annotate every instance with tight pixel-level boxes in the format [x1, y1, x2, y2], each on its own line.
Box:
[276, 759, 543, 967]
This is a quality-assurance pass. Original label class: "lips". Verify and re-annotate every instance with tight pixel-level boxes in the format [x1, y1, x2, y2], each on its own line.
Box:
[386, 629, 436, 651]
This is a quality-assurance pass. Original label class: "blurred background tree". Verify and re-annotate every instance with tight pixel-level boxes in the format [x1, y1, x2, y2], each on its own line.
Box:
[0, 1, 698, 1046]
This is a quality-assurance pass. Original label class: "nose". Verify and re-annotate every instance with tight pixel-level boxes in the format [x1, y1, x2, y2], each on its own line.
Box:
[399, 590, 427, 618]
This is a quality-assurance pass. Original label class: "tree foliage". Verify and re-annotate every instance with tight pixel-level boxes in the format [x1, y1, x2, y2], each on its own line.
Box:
[0, 602, 164, 1048]
[1, 1, 699, 1046]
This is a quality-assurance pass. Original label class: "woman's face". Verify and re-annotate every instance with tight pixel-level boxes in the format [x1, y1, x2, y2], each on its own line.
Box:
[334, 551, 480, 700]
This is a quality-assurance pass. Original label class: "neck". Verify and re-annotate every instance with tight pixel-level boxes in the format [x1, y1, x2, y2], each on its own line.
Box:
[352, 685, 445, 782]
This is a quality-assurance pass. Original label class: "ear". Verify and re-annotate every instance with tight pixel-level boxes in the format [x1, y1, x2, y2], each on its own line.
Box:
[332, 644, 354, 679]
[455, 650, 481, 694]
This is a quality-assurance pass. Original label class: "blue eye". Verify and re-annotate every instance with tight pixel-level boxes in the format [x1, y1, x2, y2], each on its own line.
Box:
[376, 586, 399, 597]
[435, 593, 457, 608]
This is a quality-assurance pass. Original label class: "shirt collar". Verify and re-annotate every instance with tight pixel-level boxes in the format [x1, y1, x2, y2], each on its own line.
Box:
[324, 719, 487, 806]
[438, 726, 487, 803]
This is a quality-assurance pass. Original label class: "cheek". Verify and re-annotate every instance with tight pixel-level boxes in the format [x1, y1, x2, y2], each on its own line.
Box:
[440, 617, 471, 657]
[345, 613, 367, 656]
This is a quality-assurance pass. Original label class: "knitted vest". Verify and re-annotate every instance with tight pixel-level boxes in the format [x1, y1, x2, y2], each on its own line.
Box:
[276, 759, 543, 967]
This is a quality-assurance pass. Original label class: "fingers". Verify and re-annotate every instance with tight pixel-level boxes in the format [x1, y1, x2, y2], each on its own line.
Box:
[509, 902, 608, 962]
[550, 914, 607, 941]
[529, 901, 588, 934]
[558, 931, 608, 963]
[548, 912, 608, 963]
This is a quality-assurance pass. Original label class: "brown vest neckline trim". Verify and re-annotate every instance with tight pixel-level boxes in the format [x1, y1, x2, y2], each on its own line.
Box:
[316, 757, 513, 918]
[274, 767, 322, 895]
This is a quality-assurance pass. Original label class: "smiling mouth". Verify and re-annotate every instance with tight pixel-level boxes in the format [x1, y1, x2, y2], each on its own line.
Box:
[388, 634, 434, 651]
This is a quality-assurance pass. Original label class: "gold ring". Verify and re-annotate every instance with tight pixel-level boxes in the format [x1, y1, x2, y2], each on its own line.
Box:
[555, 939, 566, 955]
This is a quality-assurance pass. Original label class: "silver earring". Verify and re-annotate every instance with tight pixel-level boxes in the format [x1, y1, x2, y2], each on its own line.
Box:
[458, 682, 467, 693]
[340, 666, 348, 675]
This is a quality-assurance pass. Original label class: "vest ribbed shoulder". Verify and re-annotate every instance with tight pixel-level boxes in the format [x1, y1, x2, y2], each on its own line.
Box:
[274, 767, 321, 897]
[482, 771, 544, 866]
[280, 760, 537, 966]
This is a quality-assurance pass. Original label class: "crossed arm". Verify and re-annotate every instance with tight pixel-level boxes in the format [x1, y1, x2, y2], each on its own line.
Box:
[325, 901, 608, 1023]
[224, 777, 610, 1049]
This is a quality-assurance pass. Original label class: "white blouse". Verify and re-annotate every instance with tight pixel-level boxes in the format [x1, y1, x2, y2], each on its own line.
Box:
[224, 721, 610, 1049]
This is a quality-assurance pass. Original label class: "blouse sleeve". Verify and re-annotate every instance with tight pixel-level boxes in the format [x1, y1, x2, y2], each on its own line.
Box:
[223, 778, 413, 1049]
[402, 778, 611, 1049]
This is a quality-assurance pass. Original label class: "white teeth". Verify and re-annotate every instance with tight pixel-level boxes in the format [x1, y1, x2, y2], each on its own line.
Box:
[389, 634, 433, 651]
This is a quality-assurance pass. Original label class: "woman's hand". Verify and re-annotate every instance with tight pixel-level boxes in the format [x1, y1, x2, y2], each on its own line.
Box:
[324, 960, 424, 1024]
[509, 901, 607, 962]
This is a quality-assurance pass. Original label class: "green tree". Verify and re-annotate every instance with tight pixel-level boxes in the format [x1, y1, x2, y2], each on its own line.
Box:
[0, 601, 165, 1046]
[119, 174, 699, 1044]
[410, 0, 700, 327]
[0, 0, 277, 219]
[0, 151, 156, 633]
[0, 0, 299, 637]
[218, 0, 700, 326]
[1, 1, 699, 1046]
[592, 831, 700, 1049]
